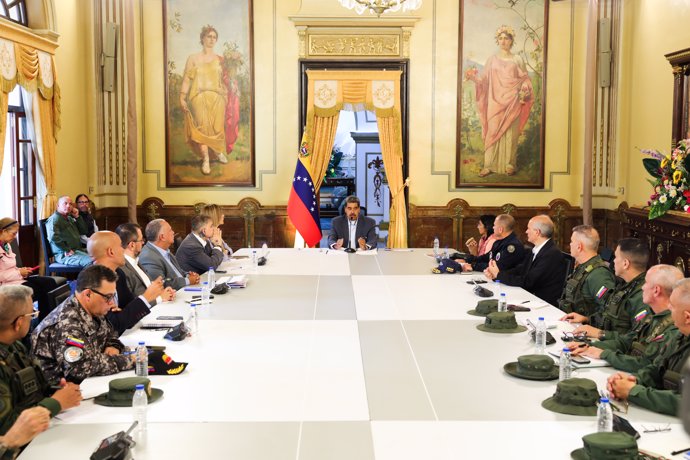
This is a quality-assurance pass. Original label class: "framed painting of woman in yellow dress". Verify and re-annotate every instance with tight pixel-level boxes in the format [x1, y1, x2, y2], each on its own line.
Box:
[456, 0, 548, 188]
[164, 0, 254, 186]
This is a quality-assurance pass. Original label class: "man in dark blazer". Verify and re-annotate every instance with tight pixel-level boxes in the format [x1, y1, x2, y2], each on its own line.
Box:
[115, 223, 175, 306]
[484, 215, 566, 306]
[328, 196, 378, 250]
[138, 219, 201, 290]
[87, 231, 165, 335]
[175, 215, 224, 274]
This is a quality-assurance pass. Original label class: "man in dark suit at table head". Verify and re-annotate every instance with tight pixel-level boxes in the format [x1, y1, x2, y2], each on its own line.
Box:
[115, 223, 176, 307]
[88, 231, 165, 335]
[484, 214, 566, 306]
[328, 196, 377, 251]
[175, 215, 224, 275]
[138, 219, 201, 290]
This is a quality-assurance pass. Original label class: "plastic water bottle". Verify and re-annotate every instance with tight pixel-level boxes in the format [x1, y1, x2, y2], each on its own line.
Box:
[188, 303, 199, 334]
[252, 250, 258, 271]
[135, 341, 148, 377]
[443, 247, 449, 259]
[207, 267, 216, 290]
[262, 242, 268, 257]
[597, 398, 613, 432]
[498, 293, 507, 312]
[132, 383, 148, 433]
[535, 317, 547, 354]
[201, 281, 210, 306]
[559, 348, 572, 381]
[433, 237, 440, 258]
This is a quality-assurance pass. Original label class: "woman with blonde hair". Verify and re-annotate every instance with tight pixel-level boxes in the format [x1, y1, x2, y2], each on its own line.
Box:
[200, 204, 233, 256]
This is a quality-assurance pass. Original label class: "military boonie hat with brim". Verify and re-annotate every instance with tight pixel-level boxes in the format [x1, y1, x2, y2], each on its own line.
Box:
[504, 354, 559, 381]
[147, 350, 188, 376]
[468, 299, 498, 317]
[541, 378, 599, 416]
[476, 311, 527, 334]
[94, 377, 164, 407]
[571, 432, 643, 460]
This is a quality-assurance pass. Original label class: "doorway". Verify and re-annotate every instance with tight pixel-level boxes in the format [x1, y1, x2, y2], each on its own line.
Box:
[299, 60, 409, 247]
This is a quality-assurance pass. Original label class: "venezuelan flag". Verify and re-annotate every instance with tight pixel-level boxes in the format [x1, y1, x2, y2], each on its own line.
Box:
[287, 135, 322, 247]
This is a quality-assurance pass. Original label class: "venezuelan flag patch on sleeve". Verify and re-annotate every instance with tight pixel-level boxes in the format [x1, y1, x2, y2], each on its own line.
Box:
[65, 337, 85, 348]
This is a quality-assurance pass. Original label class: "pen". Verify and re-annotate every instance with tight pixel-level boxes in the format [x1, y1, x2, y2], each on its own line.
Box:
[521, 300, 531, 304]
[671, 447, 690, 456]
[184, 287, 202, 291]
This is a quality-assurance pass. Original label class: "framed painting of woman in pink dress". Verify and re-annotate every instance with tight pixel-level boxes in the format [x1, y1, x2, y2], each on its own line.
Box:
[164, 0, 255, 187]
[456, 0, 548, 188]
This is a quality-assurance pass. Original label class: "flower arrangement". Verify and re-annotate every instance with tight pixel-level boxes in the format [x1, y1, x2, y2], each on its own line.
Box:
[641, 138, 690, 219]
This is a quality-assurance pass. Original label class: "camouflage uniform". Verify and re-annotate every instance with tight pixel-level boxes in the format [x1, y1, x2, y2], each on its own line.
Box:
[30, 295, 133, 383]
[558, 255, 616, 317]
[597, 309, 676, 373]
[0, 341, 61, 437]
[629, 330, 690, 416]
[591, 271, 648, 339]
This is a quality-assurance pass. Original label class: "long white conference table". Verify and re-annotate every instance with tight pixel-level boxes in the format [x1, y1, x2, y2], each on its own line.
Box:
[20, 248, 690, 459]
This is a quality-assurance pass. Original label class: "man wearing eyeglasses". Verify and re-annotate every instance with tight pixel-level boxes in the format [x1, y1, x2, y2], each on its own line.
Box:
[0, 285, 82, 439]
[30, 266, 135, 384]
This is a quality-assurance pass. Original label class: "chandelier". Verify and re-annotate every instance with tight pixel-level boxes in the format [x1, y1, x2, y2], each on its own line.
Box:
[338, 0, 422, 16]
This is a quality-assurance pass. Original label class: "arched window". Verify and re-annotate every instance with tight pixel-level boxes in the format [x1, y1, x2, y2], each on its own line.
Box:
[0, 0, 28, 26]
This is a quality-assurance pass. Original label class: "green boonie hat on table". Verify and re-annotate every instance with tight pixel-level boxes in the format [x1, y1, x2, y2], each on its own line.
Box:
[503, 354, 559, 381]
[571, 432, 644, 460]
[476, 311, 527, 334]
[467, 299, 498, 317]
[94, 377, 164, 407]
[541, 377, 599, 416]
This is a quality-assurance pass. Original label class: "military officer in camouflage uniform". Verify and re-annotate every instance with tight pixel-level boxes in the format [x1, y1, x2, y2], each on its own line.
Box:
[608, 277, 690, 416]
[573, 264, 682, 373]
[31, 265, 135, 384]
[562, 238, 649, 339]
[558, 225, 616, 317]
[0, 285, 82, 439]
[460, 214, 525, 273]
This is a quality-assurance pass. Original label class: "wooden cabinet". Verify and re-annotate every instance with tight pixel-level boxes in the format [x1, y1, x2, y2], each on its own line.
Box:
[623, 207, 690, 276]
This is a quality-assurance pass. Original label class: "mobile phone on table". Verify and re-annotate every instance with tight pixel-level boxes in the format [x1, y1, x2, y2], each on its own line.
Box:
[571, 356, 591, 365]
[215, 270, 227, 274]
[157, 316, 183, 321]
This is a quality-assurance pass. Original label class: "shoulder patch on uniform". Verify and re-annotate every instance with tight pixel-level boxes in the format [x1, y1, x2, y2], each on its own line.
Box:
[595, 286, 609, 299]
[507, 245, 515, 253]
[634, 310, 648, 322]
[64, 346, 83, 363]
[65, 337, 84, 348]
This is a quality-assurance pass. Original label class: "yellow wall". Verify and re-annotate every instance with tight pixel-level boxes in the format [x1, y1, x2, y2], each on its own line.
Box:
[617, 0, 690, 209]
[44, 0, 690, 213]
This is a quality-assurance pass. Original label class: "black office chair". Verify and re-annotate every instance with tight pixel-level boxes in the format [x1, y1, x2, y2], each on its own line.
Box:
[38, 218, 83, 277]
[599, 247, 615, 266]
[43, 282, 72, 320]
[10, 239, 67, 287]
[562, 251, 576, 291]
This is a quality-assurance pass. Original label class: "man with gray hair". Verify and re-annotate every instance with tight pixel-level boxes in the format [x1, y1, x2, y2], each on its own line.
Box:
[460, 214, 525, 272]
[45, 195, 91, 267]
[0, 285, 82, 436]
[608, 277, 690, 416]
[573, 264, 682, 373]
[138, 219, 201, 290]
[485, 215, 566, 306]
[175, 215, 225, 274]
[558, 225, 616, 316]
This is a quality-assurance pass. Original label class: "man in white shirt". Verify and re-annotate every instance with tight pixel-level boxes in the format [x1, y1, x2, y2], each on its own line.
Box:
[115, 223, 175, 306]
[175, 216, 225, 274]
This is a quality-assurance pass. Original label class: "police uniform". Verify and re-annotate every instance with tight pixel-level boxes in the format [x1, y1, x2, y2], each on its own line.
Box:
[558, 255, 616, 317]
[597, 309, 677, 373]
[628, 330, 690, 416]
[30, 295, 133, 384]
[0, 341, 61, 437]
[471, 232, 525, 272]
[590, 271, 648, 339]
